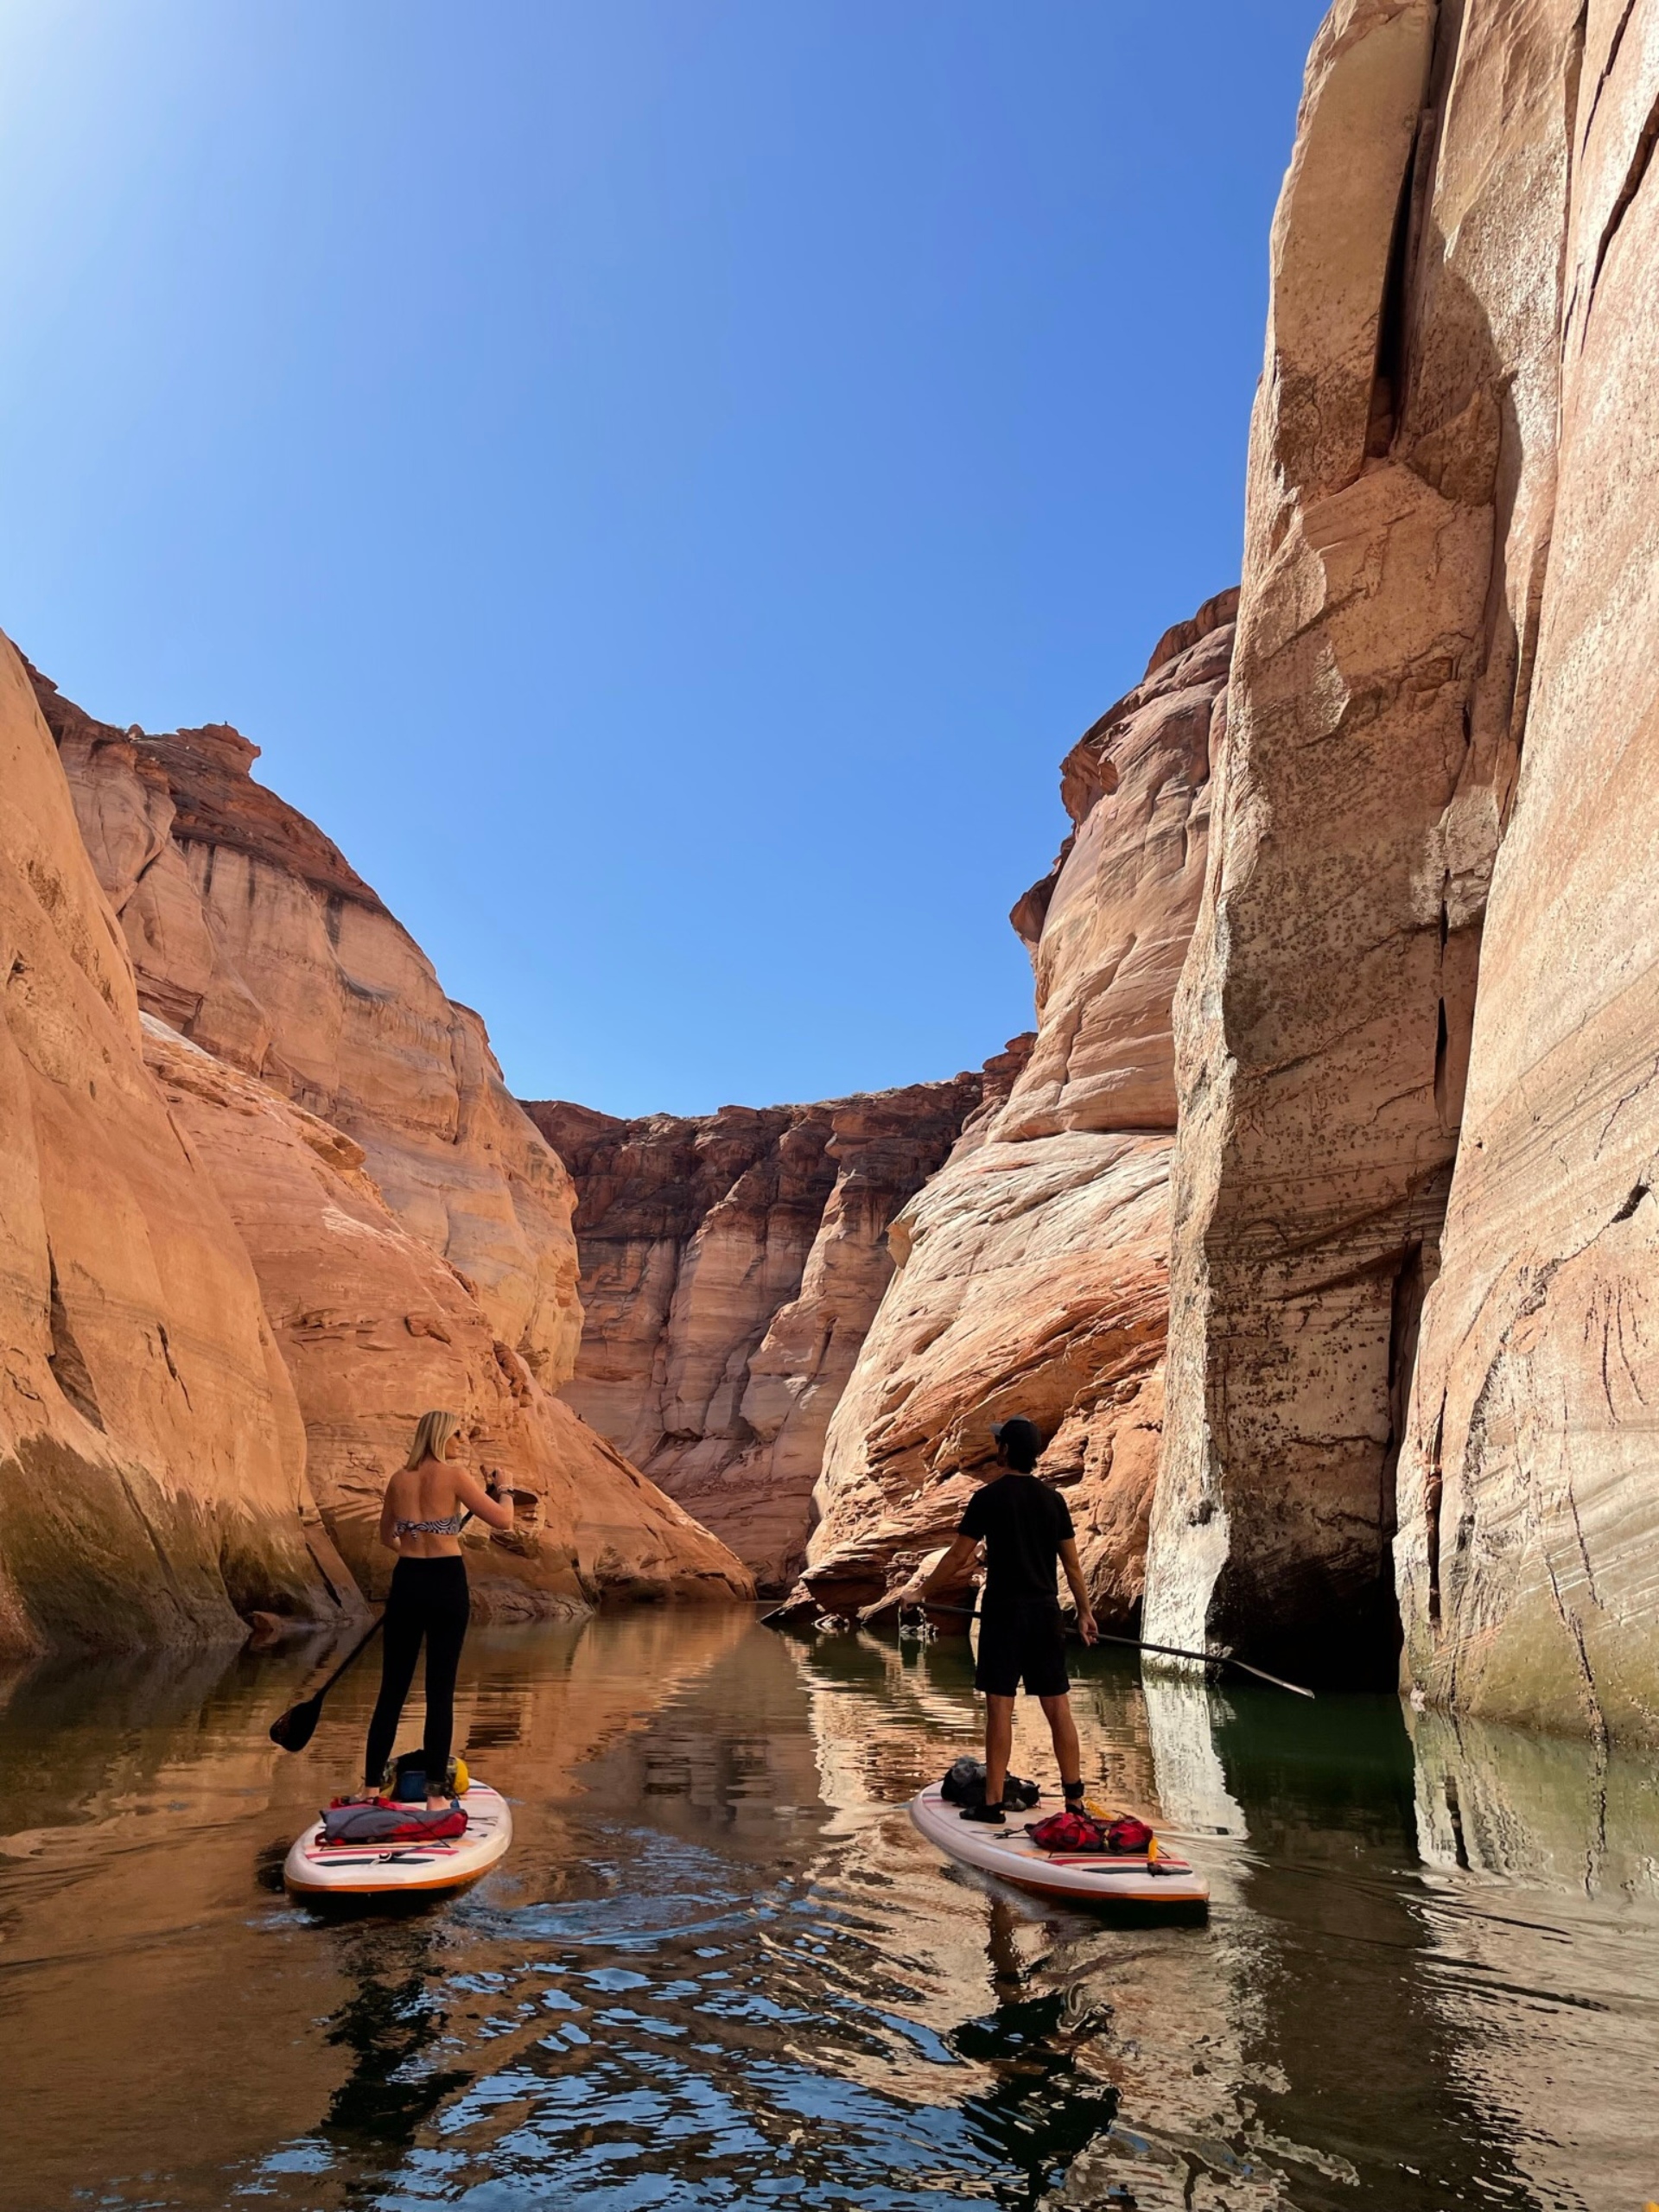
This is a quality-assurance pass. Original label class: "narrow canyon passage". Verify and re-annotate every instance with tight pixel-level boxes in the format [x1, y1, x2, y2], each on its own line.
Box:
[2, 1614, 1655, 2211]
[3, 19, 1658, 2212]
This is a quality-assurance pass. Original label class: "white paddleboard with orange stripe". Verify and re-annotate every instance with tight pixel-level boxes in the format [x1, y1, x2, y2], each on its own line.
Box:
[909, 1784, 1208, 1910]
[283, 1782, 512, 1902]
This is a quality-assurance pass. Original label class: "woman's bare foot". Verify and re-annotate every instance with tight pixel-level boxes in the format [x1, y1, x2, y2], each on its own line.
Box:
[426, 1793, 454, 1812]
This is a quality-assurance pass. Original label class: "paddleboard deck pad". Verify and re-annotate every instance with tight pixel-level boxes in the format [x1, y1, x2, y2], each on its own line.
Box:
[909, 1784, 1208, 1910]
[283, 1782, 512, 1901]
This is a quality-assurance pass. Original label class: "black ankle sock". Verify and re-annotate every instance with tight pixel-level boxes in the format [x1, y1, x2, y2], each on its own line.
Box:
[1063, 1779, 1086, 1802]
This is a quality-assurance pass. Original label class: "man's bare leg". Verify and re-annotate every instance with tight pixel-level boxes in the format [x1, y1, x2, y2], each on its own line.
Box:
[1038, 1692, 1083, 1794]
[983, 1694, 1015, 1806]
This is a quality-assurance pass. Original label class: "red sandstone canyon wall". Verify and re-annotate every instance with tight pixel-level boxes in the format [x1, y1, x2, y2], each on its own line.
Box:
[0, 633, 357, 1652]
[798, 601, 1236, 1620]
[1146, 0, 1659, 1738]
[524, 1079, 990, 1590]
[1389, 0, 1659, 1742]
[27, 664, 752, 1622]
[35, 674, 582, 1384]
[15, 0, 1658, 1733]
[145, 1022, 745, 1611]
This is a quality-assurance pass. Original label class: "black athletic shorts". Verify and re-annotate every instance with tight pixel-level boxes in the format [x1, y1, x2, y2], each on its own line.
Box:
[975, 1607, 1070, 1699]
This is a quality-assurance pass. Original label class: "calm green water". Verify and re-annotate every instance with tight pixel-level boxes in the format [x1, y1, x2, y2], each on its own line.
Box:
[2, 1608, 1656, 2212]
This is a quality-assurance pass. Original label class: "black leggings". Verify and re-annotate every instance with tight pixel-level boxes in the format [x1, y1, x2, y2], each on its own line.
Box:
[364, 1556, 470, 1787]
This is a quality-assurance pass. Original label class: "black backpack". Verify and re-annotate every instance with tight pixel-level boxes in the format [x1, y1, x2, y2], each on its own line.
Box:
[940, 1756, 1039, 1810]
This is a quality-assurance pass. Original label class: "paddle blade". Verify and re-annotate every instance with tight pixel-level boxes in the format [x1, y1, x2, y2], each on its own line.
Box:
[270, 1694, 323, 1753]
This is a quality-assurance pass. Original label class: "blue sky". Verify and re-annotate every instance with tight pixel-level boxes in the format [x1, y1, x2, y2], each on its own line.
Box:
[0, 1, 1327, 1116]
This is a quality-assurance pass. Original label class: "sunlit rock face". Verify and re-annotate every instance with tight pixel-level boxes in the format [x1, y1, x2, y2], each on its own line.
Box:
[35, 663, 753, 1615]
[525, 1077, 991, 1591]
[798, 602, 1236, 1619]
[1389, 0, 1659, 1745]
[145, 1022, 750, 1611]
[34, 667, 583, 1387]
[0, 633, 356, 1652]
[1148, 0, 1659, 1729]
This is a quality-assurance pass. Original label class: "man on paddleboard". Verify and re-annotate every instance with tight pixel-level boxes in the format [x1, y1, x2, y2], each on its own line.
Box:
[886, 1416, 1097, 1823]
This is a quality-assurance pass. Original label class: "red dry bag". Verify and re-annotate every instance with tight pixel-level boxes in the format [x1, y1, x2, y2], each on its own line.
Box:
[1027, 1809, 1157, 1856]
[1027, 1809, 1108, 1853]
[1106, 1815, 1154, 1855]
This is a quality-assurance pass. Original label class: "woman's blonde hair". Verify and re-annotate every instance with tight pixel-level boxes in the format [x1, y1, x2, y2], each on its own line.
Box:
[405, 1409, 462, 1471]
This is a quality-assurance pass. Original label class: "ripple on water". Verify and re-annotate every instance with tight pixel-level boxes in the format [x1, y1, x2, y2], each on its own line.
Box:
[2, 1615, 1656, 2211]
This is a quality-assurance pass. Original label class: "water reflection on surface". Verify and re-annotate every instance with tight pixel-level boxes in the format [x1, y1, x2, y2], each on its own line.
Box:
[1, 1611, 1655, 2211]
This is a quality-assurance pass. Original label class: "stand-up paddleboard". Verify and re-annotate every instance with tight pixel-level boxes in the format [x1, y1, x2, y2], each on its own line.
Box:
[909, 1784, 1208, 1910]
[283, 1782, 512, 1904]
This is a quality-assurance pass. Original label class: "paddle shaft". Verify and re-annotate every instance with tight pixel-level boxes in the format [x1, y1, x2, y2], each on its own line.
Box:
[306, 1610, 389, 1706]
[892, 1599, 1315, 1699]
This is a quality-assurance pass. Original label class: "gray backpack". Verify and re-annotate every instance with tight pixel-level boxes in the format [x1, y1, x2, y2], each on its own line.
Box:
[320, 1801, 467, 1845]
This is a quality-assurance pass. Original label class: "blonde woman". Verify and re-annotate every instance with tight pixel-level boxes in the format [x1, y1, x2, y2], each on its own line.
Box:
[359, 1410, 514, 1808]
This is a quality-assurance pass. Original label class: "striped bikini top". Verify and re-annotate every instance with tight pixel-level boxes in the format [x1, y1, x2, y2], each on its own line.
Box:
[394, 1513, 463, 1537]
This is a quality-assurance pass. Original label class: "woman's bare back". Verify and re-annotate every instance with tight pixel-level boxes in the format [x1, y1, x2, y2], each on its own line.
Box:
[379, 1456, 510, 1557]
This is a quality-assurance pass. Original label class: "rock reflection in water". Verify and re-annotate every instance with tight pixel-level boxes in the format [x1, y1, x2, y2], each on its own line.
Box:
[1408, 1707, 1659, 2212]
[0, 1613, 1656, 2211]
[320, 1922, 474, 2152]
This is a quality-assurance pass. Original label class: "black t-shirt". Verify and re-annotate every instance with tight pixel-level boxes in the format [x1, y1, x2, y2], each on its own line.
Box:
[958, 1473, 1074, 1617]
